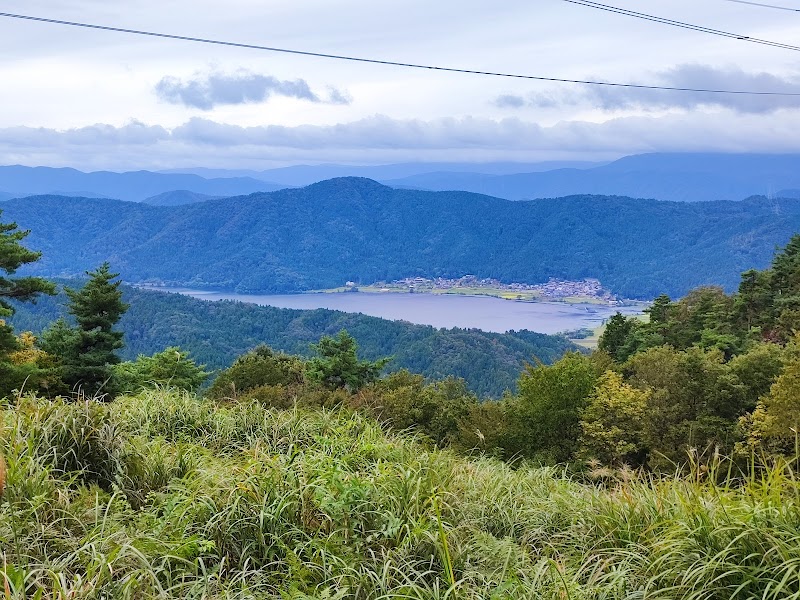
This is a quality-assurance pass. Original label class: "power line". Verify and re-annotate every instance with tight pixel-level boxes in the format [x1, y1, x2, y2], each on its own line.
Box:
[1, 11, 800, 98]
[561, 0, 800, 51]
[721, 0, 800, 12]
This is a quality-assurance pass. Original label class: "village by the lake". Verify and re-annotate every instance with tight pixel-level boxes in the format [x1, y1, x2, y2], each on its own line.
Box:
[328, 275, 627, 304]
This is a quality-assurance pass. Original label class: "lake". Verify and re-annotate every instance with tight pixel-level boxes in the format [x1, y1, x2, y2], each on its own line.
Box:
[155, 288, 644, 334]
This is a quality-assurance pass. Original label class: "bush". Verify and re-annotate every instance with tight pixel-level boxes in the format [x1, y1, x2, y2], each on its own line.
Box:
[207, 345, 305, 400]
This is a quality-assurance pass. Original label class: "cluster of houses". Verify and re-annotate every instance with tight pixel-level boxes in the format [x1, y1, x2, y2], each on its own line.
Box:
[348, 275, 616, 301]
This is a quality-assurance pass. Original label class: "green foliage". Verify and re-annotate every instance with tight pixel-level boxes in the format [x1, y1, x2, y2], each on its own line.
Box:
[4, 391, 800, 599]
[745, 358, 800, 456]
[597, 311, 636, 362]
[12, 283, 578, 398]
[113, 346, 209, 393]
[505, 353, 599, 462]
[365, 370, 477, 447]
[0, 211, 54, 398]
[306, 330, 390, 392]
[206, 344, 305, 400]
[40, 264, 129, 397]
[7, 183, 800, 299]
[579, 370, 649, 466]
[0, 211, 55, 317]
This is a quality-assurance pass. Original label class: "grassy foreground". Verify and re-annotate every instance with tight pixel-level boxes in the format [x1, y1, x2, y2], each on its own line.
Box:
[2, 392, 800, 599]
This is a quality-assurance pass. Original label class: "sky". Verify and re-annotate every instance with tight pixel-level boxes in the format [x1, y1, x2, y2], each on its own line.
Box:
[2, 0, 800, 170]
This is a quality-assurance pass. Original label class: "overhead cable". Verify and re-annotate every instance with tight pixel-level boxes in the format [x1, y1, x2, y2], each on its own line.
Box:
[721, 0, 800, 12]
[1, 11, 800, 97]
[561, 0, 800, 52]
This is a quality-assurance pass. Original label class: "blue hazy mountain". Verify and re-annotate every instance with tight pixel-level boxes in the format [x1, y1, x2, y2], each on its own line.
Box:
[0, 165, 284, 202]
[163, 161, 603, 186]
[5, 177, 800, 299]
[382, 153, 800, 202]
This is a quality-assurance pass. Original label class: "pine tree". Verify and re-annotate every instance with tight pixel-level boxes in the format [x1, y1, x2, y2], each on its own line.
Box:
[47, 263, 129, 397]
[0, 214, 55, 317]
[0, 212, 55, 397]
[307, 330, 389, 392]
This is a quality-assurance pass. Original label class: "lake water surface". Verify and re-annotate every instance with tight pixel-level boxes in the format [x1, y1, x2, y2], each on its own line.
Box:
[158, 288, 644, 334]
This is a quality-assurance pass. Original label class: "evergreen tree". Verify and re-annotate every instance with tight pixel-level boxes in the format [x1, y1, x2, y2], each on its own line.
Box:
[0, 212, 54, 397]
[45, 264, 129, 397]
[0, 215, 55, 316]
[734, 269, 773, 334]
[598, 312, 636, 362]
[770, 235, 800, 339]
[307, 330, 389, 392]
[113, 347, 209, 393]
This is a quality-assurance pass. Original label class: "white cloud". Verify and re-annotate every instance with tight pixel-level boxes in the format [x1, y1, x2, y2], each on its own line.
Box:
[4, 111, 800, 170]
[494, 65, 800, 114]
[154, 71, 352, 110]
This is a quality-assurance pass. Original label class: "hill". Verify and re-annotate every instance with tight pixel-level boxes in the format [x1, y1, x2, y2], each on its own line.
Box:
[0, 165, 284, 202]
[4, 178, 800, 298]
[8, 284, 576, 397]
[3, 392, 798, 598]
[384, 153, 800, 202]
[142, 190, 222, 206]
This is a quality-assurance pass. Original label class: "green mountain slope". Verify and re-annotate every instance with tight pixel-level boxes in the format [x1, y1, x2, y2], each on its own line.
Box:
[5, 178, 800, 298]
[9, 285, 577, 397]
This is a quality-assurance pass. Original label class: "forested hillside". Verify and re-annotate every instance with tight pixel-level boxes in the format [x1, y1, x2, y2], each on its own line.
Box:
[6, 177, 800, 298]
[9, 285, 576, 397]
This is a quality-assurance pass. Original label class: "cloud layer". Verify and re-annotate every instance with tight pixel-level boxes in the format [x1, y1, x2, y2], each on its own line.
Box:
[154, 71, 351, 110]
[5, 111, 800, 170]
[495, 65, 800, 114]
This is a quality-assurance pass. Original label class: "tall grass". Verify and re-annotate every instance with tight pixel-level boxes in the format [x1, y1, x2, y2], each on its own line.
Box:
[1, 390, 799, 599]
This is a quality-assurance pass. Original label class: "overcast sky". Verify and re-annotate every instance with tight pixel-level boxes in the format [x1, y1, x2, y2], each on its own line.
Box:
[2, 0, 800, 169]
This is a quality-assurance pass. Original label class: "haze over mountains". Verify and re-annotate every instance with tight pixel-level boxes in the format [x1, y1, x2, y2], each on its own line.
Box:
[2, 153, 800, 204]
[0, 165, 283, 202]
[166, 154, 800, 202]
[4, 177, 800, 299]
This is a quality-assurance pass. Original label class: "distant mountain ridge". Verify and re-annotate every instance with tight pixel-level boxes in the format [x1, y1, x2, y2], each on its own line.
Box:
[4, 177, 800, 299]
[0, 165, 284, 202]
[161, 160, 604, 186]
[382, 153, 800, 202]
[4, 153, 800, 204]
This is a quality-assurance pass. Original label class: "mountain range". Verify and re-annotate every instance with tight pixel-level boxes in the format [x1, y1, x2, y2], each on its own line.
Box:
[0, 165, 283, 202]
[3, 153, 800, 204]
[382, 153, 800, 202]
[4, 177, 800, 299]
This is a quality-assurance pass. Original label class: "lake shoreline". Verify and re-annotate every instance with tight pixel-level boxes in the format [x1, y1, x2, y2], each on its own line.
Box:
[142, 286, 645, 341]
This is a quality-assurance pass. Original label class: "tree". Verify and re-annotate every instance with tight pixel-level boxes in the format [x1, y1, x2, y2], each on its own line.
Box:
[627, 346, 742, 469]
[598, 312, 637, 362]
[306, 330, 389, 392]
[579, 371, 649, 467]
[768, 235, 800, 340]
[0, 214, 55, 316]
[113, 347, 209, 393]
[368, 371, 475, 447]
[43, 264, 129, 397]
[734, 268, 773, 335]
[745, 359, 800, 456]
[0, 212, 55, 397]
[206, 344, 305, 400]
[505, 352, 599, 463]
